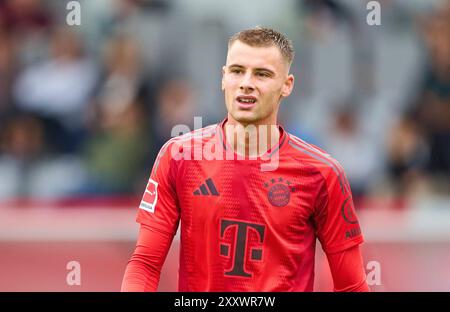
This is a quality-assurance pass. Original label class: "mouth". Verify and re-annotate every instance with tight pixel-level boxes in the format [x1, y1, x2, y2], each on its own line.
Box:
[236, 95, 257, 109]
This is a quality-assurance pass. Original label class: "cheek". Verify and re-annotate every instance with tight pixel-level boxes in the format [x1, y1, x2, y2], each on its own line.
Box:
[225, 78, 242, 97]
[223, 77, 237, 92]
[223, 84, 235, 107]
[261, 85, 282, 101]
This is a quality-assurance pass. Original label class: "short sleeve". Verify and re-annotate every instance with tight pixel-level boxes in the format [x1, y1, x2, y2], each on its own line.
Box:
[313, 162, 364, 254]
[136, 140, 180, 235]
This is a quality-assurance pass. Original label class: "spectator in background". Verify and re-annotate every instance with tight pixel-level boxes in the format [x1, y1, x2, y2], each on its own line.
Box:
[412, 3, 450, 185]
[13, 27, 98, 154]
[0, 111, 89, 200]
[1, 114, 44, 161]
[321, 104, 381, 198]
[0, 29, 15, 116]
[0, 0, 52, 35]
[152, 79, 195, 149]
[0, 114, 45, 197]
[386, 115, 429, 197]
[0, 0, 53, 66]
[80, 85, 150, 195]
[0, 0, 52, 116]
[384, 2, 450, 198]
[79, 35, 151, 195]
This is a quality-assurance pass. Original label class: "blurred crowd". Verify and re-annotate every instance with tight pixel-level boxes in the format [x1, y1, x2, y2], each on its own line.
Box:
[0, 0, 449, 202]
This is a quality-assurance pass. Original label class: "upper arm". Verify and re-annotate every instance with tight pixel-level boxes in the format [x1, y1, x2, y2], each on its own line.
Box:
[313, 162, 364, 254]
[136, 140, 181, 235]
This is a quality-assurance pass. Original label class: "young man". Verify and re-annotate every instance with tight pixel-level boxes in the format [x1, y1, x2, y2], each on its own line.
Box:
[122, 27, 369, 292]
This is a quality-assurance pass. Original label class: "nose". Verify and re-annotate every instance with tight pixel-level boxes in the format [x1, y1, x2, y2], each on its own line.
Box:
[239, 72, 255, 93]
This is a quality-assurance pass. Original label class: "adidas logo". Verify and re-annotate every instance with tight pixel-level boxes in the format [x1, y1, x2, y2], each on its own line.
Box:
[193, 178, 219, 196]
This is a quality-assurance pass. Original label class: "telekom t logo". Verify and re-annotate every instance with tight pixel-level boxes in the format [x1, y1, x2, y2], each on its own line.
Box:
[220, 219, 265, 277]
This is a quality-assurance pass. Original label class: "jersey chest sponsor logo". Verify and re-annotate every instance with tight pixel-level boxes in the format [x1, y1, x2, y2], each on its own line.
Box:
[139, 178, 158, 213]
[263, 177, 299, 207]
[219, 218, 266, 278]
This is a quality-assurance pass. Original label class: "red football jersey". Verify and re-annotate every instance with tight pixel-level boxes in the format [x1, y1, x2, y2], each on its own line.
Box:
[136, 119, 364, 291]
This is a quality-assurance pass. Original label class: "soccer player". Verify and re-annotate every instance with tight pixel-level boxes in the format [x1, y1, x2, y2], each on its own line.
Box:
[121, 27, 369, 292]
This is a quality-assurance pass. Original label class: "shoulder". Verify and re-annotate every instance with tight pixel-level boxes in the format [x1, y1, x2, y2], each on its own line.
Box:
[285, 132, 346, 181]
[173, 123, 218, 143]
[286, 134, 352, 207]
[155, 124, 218, 160]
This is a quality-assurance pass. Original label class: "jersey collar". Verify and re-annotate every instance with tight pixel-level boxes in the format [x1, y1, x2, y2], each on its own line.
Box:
[217, 118, 287, 160]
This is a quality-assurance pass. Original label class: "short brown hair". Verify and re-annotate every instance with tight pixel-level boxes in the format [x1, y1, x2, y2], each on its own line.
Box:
[228, 26, 295, 65]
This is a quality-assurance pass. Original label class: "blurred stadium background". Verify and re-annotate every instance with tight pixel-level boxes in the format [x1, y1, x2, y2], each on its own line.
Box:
[0, 0, 449, 291]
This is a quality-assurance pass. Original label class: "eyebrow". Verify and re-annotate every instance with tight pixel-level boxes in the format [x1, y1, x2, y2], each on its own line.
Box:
[228, 64, 275, 76]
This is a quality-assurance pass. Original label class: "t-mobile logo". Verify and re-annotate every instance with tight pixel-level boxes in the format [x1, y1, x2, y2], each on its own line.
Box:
[220, 219, 265, 278]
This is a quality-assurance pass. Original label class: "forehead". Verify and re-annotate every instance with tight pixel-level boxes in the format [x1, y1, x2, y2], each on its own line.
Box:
[226, 41, 286, 71]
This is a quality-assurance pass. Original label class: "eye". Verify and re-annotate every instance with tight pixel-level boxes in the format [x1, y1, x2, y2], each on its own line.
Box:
[230, 68, 243, 74]
[256, 72, 270, 77]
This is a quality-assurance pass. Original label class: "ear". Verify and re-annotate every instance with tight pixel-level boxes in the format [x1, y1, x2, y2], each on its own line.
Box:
[221, 66, 226, 91]
[281, 74, 294, 98]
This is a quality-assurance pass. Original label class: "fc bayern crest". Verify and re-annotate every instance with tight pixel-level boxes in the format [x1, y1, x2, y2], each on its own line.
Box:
[264, 177, 297, 207]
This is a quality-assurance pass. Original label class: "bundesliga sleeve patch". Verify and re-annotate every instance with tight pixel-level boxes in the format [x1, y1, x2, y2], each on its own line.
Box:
[139, 178, 158, 213]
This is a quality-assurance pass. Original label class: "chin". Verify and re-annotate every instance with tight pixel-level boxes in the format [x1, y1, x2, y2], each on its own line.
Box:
[231, 113, 262, 125]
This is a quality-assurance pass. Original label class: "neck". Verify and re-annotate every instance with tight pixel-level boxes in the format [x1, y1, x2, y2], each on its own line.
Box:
[224, 118, 280, 158]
